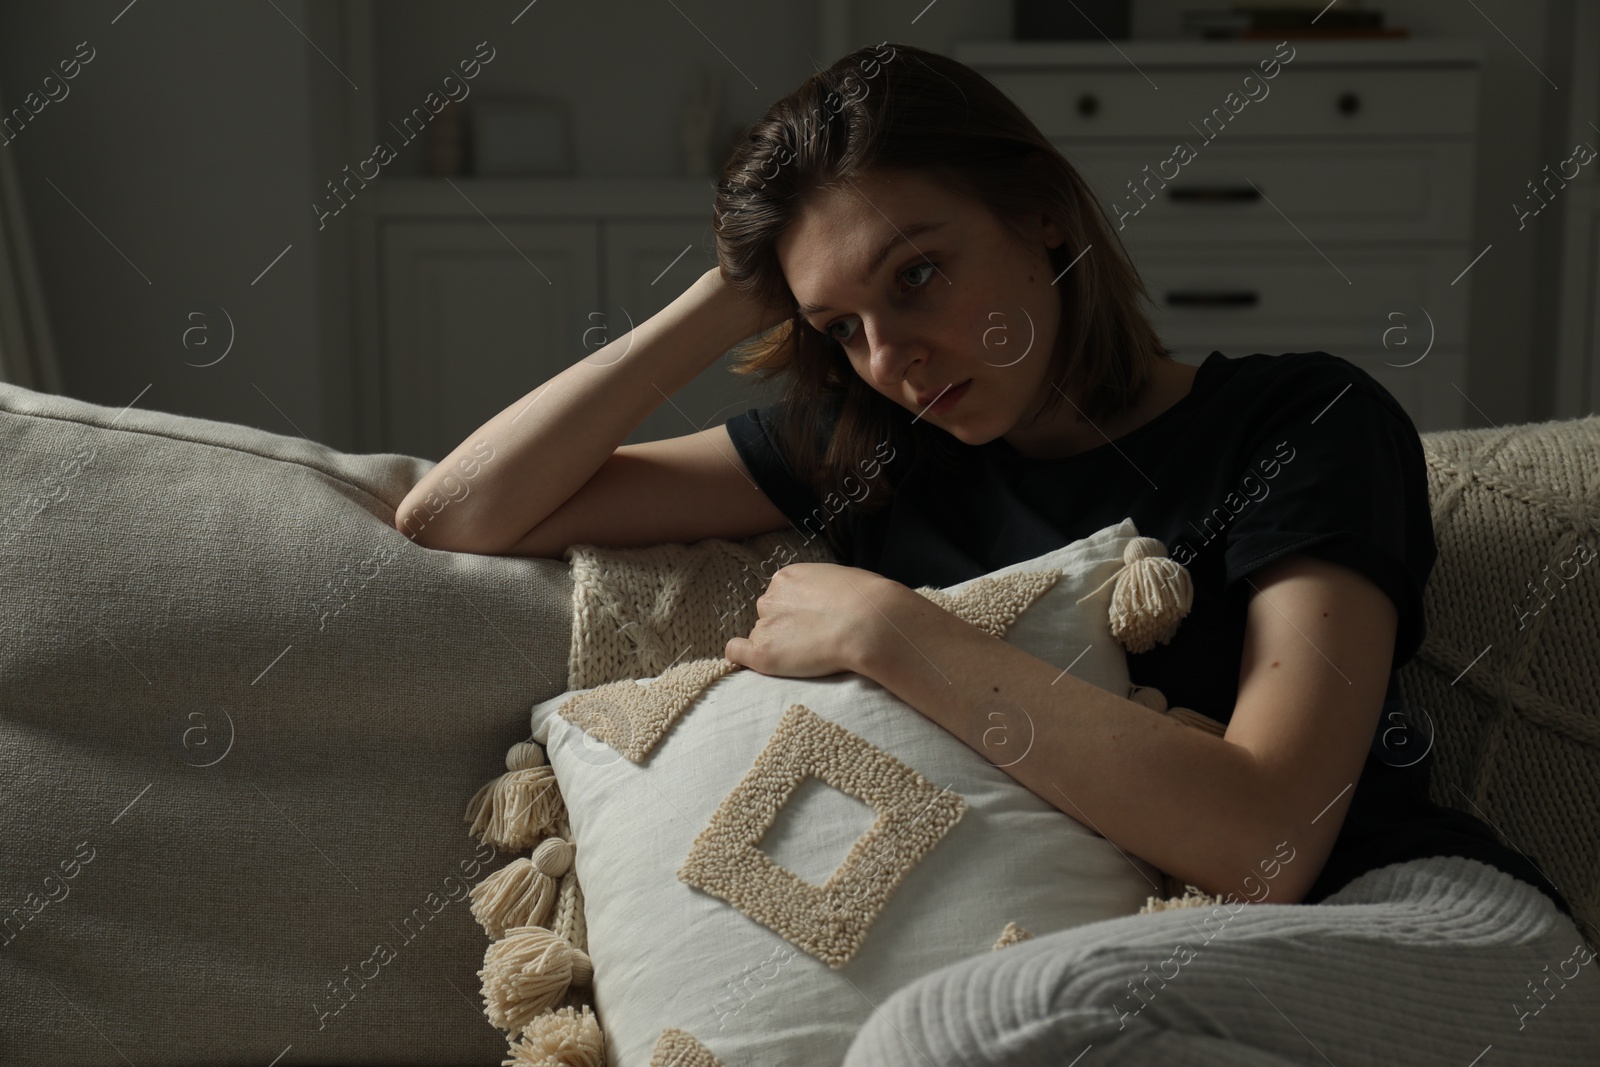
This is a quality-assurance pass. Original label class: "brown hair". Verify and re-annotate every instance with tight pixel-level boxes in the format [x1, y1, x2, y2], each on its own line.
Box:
[714, 41, 1171, 560]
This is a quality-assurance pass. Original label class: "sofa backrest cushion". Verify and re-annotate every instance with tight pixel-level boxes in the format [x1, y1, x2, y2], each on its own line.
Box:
[0, 382, 573, 1064]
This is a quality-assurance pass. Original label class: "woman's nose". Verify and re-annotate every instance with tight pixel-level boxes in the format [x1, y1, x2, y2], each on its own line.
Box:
[860, 316, 925, 392]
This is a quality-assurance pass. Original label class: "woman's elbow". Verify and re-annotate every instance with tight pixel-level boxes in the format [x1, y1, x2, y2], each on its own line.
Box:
[392, 488, 480, 552]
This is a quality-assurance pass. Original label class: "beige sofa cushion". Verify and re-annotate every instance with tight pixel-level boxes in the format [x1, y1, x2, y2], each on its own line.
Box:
[1396, 414, 1600, 948]
[0, 382, 572, 1065]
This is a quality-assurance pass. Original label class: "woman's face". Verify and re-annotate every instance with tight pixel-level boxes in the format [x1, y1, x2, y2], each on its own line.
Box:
[774, 168, 1066, 446]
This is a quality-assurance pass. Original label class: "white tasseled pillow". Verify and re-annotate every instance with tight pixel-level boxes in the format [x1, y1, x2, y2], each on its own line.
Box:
[513, 517, 1165, 1066]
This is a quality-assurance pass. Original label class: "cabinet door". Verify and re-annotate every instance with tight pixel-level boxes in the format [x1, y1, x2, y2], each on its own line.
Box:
[382, 220, 599, 460]
[603, 221, 787, 446]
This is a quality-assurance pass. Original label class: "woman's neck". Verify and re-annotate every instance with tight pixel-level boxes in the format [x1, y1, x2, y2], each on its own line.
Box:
[1004, 358, 1201, 460]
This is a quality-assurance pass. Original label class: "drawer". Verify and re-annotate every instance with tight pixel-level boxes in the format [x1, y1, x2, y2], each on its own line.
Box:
[983, 66, 1478, 140]
[1064, 141, 1473, 243]
[1127, 247, 1470, 351]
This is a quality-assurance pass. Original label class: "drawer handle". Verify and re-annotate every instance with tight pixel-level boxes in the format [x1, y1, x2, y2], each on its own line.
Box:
[1167, 186, 1260, 202]
[1165, 290, 1260, 307]
[1338, 91, 1362, 115]
[1076, 92, 1099, 117]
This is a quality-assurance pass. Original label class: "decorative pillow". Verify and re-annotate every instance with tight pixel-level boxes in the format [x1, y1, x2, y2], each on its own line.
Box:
[462, 517, 1201, 1065]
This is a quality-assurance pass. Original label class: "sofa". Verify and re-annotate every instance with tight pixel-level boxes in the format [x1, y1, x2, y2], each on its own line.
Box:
[2, 378, 1596, 1066]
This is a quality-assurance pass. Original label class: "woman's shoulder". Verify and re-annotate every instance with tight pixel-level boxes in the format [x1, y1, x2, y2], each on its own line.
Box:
[1220, 350, 1378, 388]
[1213, 350, 1418, 432]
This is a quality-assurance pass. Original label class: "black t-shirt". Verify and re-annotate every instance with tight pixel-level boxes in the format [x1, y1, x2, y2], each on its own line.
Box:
[725, 350, 1573, 918]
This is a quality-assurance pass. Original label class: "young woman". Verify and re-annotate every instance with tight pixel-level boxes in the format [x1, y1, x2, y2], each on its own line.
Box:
[396, 43, 1598, 1066]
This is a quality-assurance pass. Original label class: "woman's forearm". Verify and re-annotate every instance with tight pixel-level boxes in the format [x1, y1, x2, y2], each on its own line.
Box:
[394, 267, 784, 553]
[848, 583, 1308, 904]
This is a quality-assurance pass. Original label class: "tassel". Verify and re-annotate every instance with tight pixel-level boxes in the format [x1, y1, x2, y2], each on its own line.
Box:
[505, 740, 547, 770]
[1168, 705, 1227, 738]
[1128, 684, 1226, 737]
[503, 1003, 605, 1067]
[1076, 536, 1193, 653]
[1128, 684, 1168, 712]
[465, 741, 565, 851]
[471, 836, 577, 939]
[550, 861, 588, 956]
[480, 925, 594, 1038]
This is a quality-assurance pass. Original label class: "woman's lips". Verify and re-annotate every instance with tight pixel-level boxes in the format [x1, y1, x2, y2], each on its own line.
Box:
[927, 378, 973, 415]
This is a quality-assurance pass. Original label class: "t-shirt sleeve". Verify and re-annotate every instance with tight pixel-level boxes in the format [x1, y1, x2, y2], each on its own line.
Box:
[724, 401, 826, 533]
[1220, 359, 1439, 670]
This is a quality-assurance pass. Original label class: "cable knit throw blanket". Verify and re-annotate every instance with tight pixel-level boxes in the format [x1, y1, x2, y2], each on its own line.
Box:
[561, 416, 1600, 953]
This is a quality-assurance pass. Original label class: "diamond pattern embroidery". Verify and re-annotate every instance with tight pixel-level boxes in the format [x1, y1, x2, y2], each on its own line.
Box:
[677, 703, 967, 969]
[912, 566, 1061, 638]
[650, 1026, 726, 1066]
[556, 656, 740, 764]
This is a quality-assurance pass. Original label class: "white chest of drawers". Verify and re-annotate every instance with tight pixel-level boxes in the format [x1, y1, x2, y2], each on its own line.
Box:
[952, 38, 1486, 432]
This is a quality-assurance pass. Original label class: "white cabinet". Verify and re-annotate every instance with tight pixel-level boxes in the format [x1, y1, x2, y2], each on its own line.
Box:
[954, 38, 1486, 432]
[361, 42, 1492, 457]
[601, 222, 786, 448]
[367, 179, 784, 460]
[381, 221, 598, 462]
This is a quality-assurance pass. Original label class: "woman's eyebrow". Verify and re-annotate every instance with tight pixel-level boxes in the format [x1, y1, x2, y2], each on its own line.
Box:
[796, 220, 949, 315]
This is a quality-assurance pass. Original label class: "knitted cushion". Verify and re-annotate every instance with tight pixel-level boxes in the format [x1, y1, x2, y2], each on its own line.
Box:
[565, 528, 841, 691]
[1394, 414, 1600, 947]
[478, 518, 1197, 1066]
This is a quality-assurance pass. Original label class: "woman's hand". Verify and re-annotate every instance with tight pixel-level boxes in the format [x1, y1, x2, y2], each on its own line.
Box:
[697, 265, 792, 343]
[724, 563, 903, 679]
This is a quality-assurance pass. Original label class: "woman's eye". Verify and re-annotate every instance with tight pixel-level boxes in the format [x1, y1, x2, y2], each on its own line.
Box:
[824, 261, 937, 345]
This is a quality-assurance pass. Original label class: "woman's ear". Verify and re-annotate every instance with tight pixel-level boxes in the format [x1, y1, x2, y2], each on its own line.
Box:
[1040, 214, 1066, 250]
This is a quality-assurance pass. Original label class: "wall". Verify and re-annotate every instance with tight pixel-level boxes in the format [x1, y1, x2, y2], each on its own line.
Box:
[0, 0, 345, 443]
